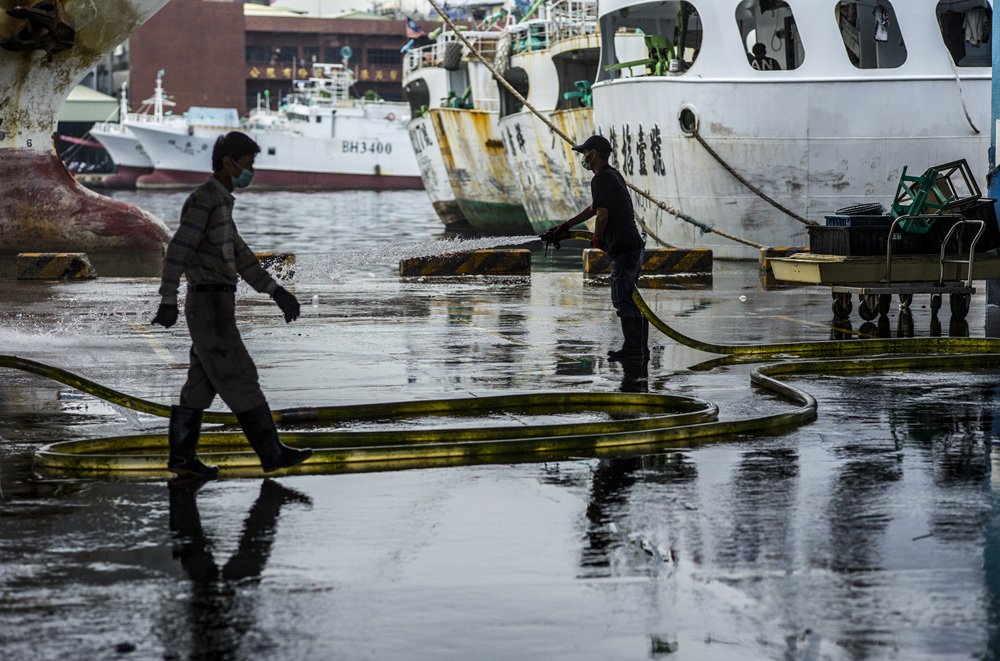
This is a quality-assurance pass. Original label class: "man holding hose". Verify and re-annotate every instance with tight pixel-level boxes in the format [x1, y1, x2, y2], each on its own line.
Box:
[543, 135, 647, 360]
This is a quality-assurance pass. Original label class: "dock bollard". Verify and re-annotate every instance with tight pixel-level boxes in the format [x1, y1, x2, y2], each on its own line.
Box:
[758, 246, 809, 289]
[400, 250, 531, 277]
[583, 248, 712, 285]
[16, 253, 97, 280]
[256, 252, 296, 279]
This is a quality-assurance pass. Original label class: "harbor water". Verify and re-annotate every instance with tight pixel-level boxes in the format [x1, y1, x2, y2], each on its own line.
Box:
[3, 189, 1000, 659]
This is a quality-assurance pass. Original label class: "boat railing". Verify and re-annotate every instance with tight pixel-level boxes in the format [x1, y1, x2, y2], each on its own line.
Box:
[404, 30, 502, 76]
[508, 0, 597, 53]
[91, 121, 129, 135]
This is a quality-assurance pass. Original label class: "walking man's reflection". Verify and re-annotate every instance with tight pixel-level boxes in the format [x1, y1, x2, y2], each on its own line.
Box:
[166, 477, 310, 659]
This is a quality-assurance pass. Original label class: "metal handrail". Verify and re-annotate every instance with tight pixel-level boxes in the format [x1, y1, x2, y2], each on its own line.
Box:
[883, 214, 965, 283]
[937, 218, 984, 287]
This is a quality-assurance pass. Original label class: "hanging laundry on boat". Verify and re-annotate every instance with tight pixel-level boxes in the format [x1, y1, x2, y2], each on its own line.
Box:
[873, 5, 889, 42]
[964, 6, 990, 47]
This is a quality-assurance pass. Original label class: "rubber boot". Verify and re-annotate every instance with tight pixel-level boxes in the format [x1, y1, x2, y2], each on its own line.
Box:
[641, 317, 650, 358]
[608, 318, 645, 362]
[167, 405, 219, 478]
[236, 403, 314, 473]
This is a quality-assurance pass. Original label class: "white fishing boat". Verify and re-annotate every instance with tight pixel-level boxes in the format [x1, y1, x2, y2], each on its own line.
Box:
[495, 0, 600, 234]
[403, 31, 472, 228]
[422, 30, 535, 235]
[129, 64, 421, 190]
[592, 0, 992, 258]
[90, 72, 177, 188]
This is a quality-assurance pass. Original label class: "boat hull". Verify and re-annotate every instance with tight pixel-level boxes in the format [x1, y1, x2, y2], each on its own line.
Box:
[499, 108, 595, 234]
[430, 108, 532, 236]
[408, 114, 469, 228]
[138, 166, 422, 191]
[592, 76, 991, 259]
[102, 164, 155, 189]
[0, 0, 170, 276]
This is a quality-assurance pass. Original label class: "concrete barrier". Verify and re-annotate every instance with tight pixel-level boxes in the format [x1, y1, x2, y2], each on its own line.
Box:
[400, 250, 531, 277]
[256, 252, 296, 279]
[583, 248, 712, 277]
[16, 252, 97, 280]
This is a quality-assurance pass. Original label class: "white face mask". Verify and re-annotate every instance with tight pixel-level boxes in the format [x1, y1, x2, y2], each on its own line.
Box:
[582, 150, 597, 171]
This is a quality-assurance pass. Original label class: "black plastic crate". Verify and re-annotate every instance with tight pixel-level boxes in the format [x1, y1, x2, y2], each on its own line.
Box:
[808, 225, 935, 256]
[958, 198, 1000, 251]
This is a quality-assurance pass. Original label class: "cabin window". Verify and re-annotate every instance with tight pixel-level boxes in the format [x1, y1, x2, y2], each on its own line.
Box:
[735, 0, 804, 71]
[835, 1, 907, 69]
[598, 1, 703, 81]
[936, 1, 991, 67]
[554, 48, 600, 110]
[499, 67, 529, 118]
[268, 147, 276, 156]
[404, 78, 430, 116]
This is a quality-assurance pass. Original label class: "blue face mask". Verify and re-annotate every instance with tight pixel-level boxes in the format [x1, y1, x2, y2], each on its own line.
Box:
[232, 167, 254, 189]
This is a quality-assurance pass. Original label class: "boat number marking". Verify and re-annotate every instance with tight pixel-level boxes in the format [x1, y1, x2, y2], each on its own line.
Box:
[343, 141, 392, 155]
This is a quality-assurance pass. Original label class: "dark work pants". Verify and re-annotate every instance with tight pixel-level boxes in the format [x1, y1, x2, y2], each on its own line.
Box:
[610, 248, 644, 318]
[179, 290, 266, 414]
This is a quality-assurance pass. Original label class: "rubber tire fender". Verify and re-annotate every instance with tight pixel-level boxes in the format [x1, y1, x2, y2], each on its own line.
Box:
[441, 42, 463, 71]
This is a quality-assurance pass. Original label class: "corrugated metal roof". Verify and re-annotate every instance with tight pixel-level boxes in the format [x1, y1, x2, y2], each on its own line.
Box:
[59, 86, 119, 123]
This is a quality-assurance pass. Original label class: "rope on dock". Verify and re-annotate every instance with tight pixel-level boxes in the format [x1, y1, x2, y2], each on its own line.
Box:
[424, 0, 766, 251]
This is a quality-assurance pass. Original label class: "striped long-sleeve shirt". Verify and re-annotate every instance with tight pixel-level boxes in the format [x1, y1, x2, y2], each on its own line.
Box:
[158, 177, 277, 305]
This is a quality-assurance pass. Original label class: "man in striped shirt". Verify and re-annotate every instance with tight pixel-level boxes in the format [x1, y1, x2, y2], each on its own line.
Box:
[152, 132, 312, 478]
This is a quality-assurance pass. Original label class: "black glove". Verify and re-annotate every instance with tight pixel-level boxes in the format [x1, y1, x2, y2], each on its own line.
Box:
[540, 222, 571, 244]
[151, 303, 178, 329]
[272, 286, 300, 323]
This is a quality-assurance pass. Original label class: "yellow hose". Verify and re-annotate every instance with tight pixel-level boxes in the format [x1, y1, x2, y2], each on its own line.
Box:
[14, 230, 1000, 477]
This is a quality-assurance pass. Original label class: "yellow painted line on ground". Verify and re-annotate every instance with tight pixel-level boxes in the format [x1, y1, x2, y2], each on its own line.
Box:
[131, 324, 176, 364]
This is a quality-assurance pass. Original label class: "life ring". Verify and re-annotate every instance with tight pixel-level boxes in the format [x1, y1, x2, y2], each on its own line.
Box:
[386, 112, 396, 121]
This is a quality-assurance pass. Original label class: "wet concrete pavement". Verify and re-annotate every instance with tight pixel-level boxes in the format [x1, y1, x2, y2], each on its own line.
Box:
[3, 190, 1000, 659]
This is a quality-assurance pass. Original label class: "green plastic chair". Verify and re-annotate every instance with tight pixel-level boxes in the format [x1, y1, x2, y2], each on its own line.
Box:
[891, 167, 955, 234]
[602, 34, 673, 77]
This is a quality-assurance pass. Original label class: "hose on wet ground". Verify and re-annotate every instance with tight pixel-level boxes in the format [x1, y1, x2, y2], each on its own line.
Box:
[11, 230, 1000, 476]
[423, 0, 765, 251]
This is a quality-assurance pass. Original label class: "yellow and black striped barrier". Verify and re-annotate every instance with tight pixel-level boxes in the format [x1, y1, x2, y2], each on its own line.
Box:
[16, 253, 97, 280]
[255, 252, 296, 279]
[400, 249, 531, 277]
[583, 248, 712, 285]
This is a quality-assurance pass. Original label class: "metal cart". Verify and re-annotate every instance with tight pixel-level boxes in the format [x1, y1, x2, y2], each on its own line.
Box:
[830, 214, 984, 321]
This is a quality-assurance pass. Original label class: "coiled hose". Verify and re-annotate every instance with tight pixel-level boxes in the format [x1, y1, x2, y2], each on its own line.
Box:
[11, 230, 1000, 477]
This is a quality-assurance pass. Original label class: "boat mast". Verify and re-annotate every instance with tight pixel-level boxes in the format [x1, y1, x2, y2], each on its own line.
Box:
[154, 69, 165, 119]
[119, 81, 128, 122]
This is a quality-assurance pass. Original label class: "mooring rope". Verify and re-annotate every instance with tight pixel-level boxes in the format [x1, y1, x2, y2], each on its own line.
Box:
[424, 0, 766, 251]
[691, 130, 817, 227]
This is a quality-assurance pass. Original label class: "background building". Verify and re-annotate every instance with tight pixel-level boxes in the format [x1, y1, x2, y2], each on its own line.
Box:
[128, 0, 438, 114]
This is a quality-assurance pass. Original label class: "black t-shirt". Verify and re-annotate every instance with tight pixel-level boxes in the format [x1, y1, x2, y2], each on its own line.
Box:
[591, 166, 643, 257]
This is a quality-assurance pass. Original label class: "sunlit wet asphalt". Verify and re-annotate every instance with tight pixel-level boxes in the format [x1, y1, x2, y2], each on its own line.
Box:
[3, 189, 1000, 659]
